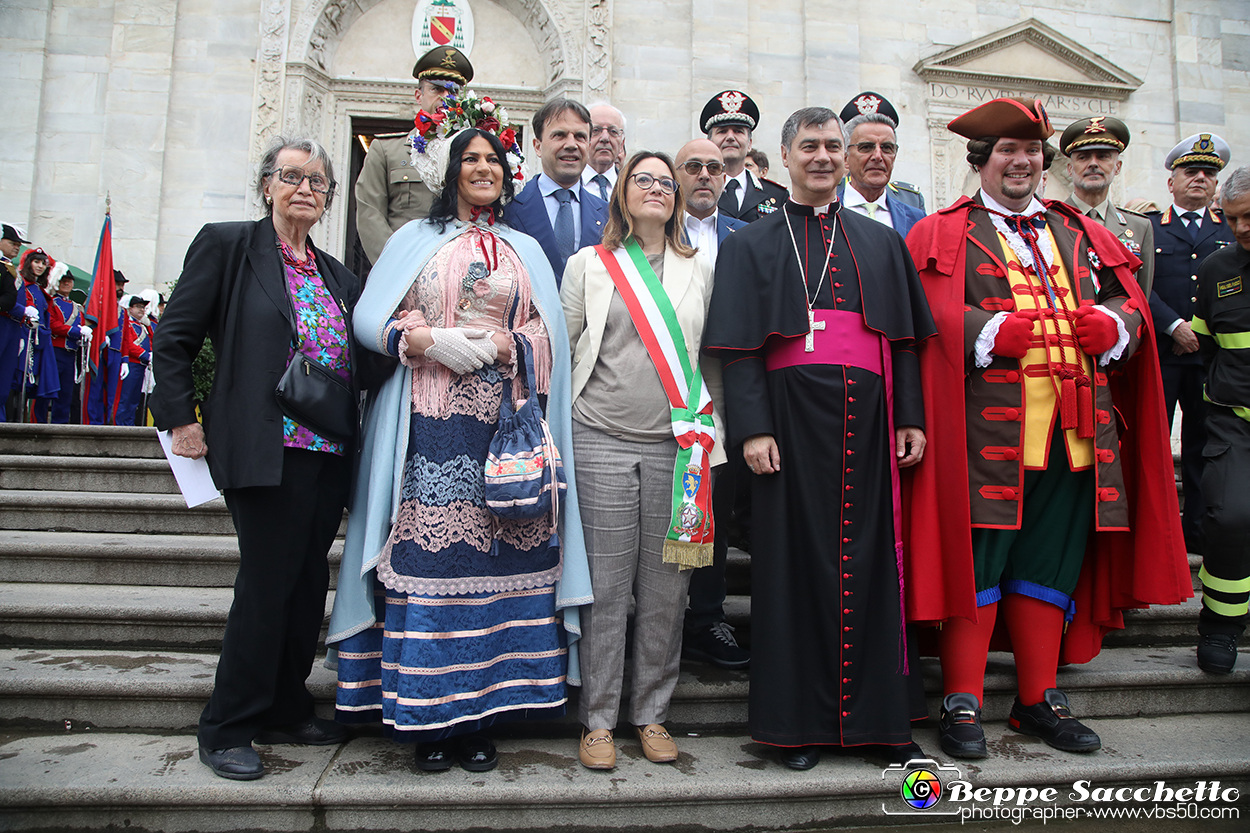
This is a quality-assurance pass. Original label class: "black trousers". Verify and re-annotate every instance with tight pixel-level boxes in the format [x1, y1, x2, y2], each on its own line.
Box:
[1160, 362, 1208, 546]
[1199, 406, 1250, 636]
[199, 447, 349, 749]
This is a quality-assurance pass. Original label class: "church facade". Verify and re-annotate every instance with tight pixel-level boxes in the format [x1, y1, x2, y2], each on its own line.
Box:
[2, 0, 1246, 290]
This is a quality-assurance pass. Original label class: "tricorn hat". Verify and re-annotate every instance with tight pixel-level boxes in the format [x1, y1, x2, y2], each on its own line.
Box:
[412, 46, 474, 86]
[1060, 117, 1129, 156]
[948, 97, 1054, 141]
[701, 90, 760, 134]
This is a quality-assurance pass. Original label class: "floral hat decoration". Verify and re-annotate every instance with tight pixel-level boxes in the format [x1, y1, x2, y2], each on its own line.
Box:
[409, 84, 525, 193]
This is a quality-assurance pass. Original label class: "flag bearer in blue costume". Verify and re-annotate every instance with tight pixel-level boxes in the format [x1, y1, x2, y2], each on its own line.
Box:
[703, 107, 935, 770]
[328, 118, 590, 774]
[1191, 166, 1250, 674]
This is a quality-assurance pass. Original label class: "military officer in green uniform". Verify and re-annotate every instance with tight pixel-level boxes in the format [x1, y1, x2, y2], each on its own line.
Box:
[838, 92, 926, 212]
[1191, 166, 1250, 674]
[354, 46, 474, 263]
[1061, 116, 1156, 297]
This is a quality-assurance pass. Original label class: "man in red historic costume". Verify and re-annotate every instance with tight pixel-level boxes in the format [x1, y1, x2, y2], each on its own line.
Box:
[903, 98, 1190, 760]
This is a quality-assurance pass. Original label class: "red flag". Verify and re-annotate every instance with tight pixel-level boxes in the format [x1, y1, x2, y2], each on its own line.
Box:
[82, 213, 117, 423]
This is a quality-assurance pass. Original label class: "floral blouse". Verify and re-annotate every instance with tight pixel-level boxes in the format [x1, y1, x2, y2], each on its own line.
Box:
[280, 239, 351, 455]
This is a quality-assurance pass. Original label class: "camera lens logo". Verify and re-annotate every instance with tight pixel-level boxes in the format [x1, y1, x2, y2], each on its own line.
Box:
[900, 768, 943, 810]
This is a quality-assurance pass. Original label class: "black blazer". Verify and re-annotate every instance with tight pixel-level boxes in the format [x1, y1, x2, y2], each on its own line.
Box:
[150, 217, 361, 491]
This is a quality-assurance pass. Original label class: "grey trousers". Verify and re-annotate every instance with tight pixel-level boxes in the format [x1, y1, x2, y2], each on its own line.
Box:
[572, 422, 692, 730]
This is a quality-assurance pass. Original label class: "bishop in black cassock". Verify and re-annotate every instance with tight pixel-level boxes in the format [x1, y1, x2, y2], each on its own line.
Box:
[703, 108, 936, 768]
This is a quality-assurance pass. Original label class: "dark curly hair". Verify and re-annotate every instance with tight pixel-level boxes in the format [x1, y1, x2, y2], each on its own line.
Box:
[428, 129, 517, 232]
[966, 136, 1056, 171]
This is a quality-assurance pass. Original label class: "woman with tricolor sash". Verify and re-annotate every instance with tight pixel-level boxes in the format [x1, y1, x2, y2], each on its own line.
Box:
[561, 150, 725, 770]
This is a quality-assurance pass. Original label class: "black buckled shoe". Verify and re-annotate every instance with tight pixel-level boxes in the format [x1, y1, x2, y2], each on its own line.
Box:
[780, 746, 821, 770]
[1197, 633, 1239, 674]
[1008, 689, 1100, 752]
[414, 740, 454, 772]
[682, 621, 750, 669]
[199, 744, 264, 780]
[939, 692, 987, 759]
[255, 716, 349, 746]
[457, 734, 498, 772]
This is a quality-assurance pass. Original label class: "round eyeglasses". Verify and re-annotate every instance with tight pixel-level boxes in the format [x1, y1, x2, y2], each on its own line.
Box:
[627, 172, 677, 195]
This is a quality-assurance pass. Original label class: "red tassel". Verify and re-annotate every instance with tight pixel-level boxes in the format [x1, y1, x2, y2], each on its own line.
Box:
[1060, 377, 1078, 430]
[1077, 377, 1095, 438]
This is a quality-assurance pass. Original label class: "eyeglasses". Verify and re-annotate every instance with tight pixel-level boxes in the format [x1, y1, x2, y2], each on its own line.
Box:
[680, 160, 724, 177]
[627, 172, 677, 194]
[592, 125, 624, 138]
[271, 166, 334, 194]
[852, 141, 899, 156]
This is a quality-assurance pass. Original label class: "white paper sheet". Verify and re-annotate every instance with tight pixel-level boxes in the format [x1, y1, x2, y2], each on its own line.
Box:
[157, 430, 222, 508]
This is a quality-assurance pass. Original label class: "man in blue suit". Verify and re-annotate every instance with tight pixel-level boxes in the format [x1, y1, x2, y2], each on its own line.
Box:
[672, 138, 751, 669]
[506, 99, 608, 284]
[1149, 133, 1235, 553]
[837, 112, 926, 239]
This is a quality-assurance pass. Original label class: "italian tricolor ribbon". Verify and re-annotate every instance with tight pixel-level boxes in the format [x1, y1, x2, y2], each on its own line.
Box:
[597, 239, 716, 569]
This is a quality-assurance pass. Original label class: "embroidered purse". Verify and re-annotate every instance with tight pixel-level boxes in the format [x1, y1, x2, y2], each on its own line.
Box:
[484, 332, 566, 523]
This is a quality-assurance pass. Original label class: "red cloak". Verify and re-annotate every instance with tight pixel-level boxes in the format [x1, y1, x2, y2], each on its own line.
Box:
[903, 197, 1191, 663]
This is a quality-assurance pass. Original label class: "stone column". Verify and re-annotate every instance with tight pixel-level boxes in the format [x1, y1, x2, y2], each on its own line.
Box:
[0, 0, 53, 229]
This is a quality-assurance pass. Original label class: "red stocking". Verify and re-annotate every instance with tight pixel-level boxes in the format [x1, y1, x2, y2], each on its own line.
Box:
[939, 602, 997, 705]
[1002, 593, 1065, 706]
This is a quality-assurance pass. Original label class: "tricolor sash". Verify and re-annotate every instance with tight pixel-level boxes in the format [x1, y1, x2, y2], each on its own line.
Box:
[596, 240, 716, 568]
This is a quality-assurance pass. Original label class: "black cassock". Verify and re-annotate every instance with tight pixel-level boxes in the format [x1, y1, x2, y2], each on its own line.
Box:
[704, 201, 935, 747]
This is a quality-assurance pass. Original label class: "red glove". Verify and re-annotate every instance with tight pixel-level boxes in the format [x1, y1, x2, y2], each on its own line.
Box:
[992, 311, 1037, 359]
[1073, 306, 1118, 355]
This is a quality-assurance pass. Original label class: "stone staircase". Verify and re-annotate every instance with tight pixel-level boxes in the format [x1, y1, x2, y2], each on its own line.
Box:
[0, 423, 1247, 831]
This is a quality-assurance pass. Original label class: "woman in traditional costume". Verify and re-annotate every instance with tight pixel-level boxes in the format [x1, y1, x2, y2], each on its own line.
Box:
[560, 151, 724, 770]
[328, 123, 589, 773]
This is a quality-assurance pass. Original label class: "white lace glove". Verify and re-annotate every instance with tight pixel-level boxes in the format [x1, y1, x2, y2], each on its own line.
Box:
[119, 363, 129, 380]
[423, 327, 497, 374]
[80, 325, 93, 342]
[24, 306, 39, 325]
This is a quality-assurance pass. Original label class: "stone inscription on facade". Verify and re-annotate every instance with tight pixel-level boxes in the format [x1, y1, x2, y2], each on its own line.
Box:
[927, 84, 1121, 116]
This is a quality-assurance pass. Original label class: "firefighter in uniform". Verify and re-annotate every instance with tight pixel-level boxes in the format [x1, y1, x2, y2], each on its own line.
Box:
[353, 46, 474, 264]
[1191, 165, 1250, 673]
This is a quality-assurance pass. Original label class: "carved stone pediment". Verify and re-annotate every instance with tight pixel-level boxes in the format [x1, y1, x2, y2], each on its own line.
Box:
[914, 18, 1142, 101]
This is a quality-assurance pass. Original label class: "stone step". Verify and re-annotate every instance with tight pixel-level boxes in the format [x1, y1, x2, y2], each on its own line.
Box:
[0, 454, 178, 494]
[1, 714, 1246, 833]
[0, 530, 342, 588]
[0, 490, 234, 535]
[2, 643, 1243, 734]
[0, 423, 162, 459]
[0, 584, 332, 651]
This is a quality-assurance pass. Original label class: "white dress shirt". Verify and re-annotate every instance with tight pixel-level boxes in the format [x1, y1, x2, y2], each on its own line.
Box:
[581, 166, 617, 202]
[725, 170, 750, 212]
[538, 172, 583, 246]
[683, 211, 720, 268]
[842, 182, 893, 228]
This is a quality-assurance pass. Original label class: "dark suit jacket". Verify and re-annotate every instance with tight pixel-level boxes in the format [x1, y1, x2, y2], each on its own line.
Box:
[150, 217, 362, 491]
[1148, 206, 1236, 367]
[717, 171, 787, 222]
[836, 182, 926, 239]
[505, 178, 608, 283]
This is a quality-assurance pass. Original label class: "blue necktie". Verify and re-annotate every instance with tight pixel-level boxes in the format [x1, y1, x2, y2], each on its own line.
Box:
[591, 174, 610, 202]
[554, 189, 576, 262]
[1182, 211, 1201, 243]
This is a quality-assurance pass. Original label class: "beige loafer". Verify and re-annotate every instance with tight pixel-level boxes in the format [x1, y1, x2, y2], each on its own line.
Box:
[635, 724, 678, 763]
[579, 728, 616, 770]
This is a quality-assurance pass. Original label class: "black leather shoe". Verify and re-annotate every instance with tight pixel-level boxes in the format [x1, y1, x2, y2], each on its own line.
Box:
[1197, 633, 1239, 674]
[1008, 689, 1100, 752]
[414, 741, 454, 772]
[199, 744, 264, 780]
[880, 741, 926, 766]
[682, 621, 750, 669]
[939, 692, 987, 759]
[457, 734, 498, 772]
[780, 746, 821, 770]
[255, 716, 349, 746]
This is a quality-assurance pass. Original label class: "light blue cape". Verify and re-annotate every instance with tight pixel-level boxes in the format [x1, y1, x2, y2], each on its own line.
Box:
[325, 218, 592, 684]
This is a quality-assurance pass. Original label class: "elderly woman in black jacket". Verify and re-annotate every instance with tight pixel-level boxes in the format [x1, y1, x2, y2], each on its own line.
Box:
[151, 135, 359, 780]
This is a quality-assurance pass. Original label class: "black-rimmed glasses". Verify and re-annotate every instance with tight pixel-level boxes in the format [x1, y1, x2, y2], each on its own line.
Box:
[271, 166, 334, 195]
[627, 172, 677, 194]
[680, 160, 724, 177]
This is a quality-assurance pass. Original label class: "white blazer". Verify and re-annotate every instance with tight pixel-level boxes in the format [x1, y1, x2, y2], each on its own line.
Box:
[560, 243, 726, 467]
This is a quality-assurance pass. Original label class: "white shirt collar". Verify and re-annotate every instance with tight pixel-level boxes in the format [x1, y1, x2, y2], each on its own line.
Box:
[1171, 203, 1203, 223]
[842, 183, 887, 211]
[582, 166, 617, 186]
[980, 189, 1044, 217]
[684, 210, 718, 230]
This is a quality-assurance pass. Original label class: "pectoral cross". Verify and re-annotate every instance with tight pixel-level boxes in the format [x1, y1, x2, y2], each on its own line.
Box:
[806, 308, 825, 352]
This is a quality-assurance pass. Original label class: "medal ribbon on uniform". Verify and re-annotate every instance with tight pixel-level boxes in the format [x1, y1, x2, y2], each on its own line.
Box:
[597, 240, 716, 569]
